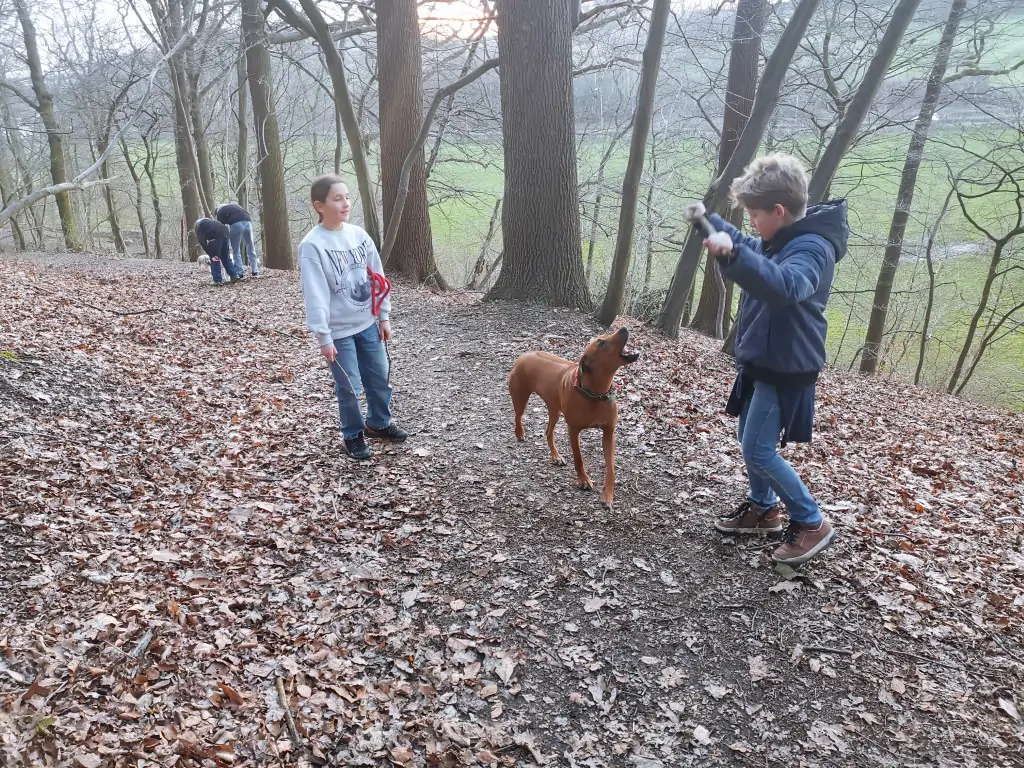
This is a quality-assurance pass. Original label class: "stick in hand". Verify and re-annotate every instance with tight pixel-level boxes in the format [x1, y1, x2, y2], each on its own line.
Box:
[683, 202, 733, 253]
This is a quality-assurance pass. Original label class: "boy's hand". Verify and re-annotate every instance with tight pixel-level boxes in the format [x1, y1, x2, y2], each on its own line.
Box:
[684, 202, 706, 220]
[320, 343, 337, 362]
[379, 320, 392, 342]
[704, 231, 734, 258]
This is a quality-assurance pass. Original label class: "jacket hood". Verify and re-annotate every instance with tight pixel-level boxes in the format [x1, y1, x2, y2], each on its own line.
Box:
[769, 199, 849, 263]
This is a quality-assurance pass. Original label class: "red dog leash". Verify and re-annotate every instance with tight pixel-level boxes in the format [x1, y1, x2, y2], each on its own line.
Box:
[367, 267, 393, 385]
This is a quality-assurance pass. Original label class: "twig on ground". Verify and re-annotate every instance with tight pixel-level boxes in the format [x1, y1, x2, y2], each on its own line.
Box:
[199, 308, 300, 339]
[802, 646, 855, 656]
[275, 677, 304, 753]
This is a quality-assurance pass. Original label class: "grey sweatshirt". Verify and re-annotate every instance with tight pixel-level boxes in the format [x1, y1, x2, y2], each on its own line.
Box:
[298, 224, 391, 346]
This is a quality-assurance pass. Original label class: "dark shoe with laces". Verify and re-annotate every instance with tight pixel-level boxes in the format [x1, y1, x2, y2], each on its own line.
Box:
[772, 518, 836, 565]
[366, 423, 408, 443]
[714, 500, 784, 534]
[344, 432, 372, 460]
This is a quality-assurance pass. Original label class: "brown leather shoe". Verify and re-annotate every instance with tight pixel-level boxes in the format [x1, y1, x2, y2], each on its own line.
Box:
[714, 501, 784, 534]
[772, 518, 836, 565]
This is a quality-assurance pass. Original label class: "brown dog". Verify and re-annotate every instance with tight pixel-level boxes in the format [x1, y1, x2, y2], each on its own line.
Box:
[508, 327, 639, 509]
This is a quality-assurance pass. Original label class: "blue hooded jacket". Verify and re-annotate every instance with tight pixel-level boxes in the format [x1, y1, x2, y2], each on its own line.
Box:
[709, 200, 849, 443]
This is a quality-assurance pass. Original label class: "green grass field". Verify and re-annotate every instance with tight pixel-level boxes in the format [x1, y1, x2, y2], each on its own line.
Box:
[108, 122, 1021, 409]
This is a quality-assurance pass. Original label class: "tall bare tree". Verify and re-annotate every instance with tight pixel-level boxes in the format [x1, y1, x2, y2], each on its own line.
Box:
[242, 0, 293, 269]
[274, 0, 382, 246]
[860, 0, 967, 372]
[806, 0, 924, 203]
[690, 0, 769, 337]
[597, 0, 671, 326]
[658, 0, 824, 337]
[377, 0, 446, 288]
[12, 0, 84, 252]
[486, 0, 591, 309]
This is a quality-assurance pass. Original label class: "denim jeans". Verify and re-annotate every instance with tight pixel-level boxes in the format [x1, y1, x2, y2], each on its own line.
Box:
[738, 380, 821, 524]
[229, 220, 260, 275]
[328, 323, 392, 439]
[208, 239, 244, 282]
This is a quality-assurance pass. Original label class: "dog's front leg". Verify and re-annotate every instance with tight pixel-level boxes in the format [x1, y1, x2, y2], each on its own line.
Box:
[600, 427, 615, 509]
[568, 427, 592, 490]
[546, 408, 565, 466]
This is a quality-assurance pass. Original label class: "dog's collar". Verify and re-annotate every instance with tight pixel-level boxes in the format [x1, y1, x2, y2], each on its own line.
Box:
[574, 365, 616, 401]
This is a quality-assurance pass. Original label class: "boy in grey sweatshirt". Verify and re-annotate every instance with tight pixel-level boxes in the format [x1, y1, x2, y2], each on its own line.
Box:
[299, 174, 408, 459]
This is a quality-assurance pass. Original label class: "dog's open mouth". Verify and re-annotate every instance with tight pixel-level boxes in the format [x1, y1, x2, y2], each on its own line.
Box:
[620, 348, 640, 363]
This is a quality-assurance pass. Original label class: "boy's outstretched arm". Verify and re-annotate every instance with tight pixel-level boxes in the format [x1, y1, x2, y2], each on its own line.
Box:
[298, 243, 334, 347]
[719, 239, 830, 308]
[707, 213, 763, 253]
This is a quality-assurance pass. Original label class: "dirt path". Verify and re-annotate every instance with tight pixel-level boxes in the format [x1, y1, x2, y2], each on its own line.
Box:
[1, 254, 1021, 767]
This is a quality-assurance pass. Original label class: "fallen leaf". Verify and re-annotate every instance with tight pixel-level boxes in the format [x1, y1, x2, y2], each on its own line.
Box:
[583, 596, 607, 613]
[692, 725, 713, 746]
[769, 580, 802, 594]
[998, 698, 1019, 721]
[748, 655, 769, 682]
[216, 681, 244, 706]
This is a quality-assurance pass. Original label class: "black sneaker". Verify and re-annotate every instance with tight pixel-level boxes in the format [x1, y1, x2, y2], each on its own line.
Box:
[344, 432, 372, 460]
[366, 423, 408, 443]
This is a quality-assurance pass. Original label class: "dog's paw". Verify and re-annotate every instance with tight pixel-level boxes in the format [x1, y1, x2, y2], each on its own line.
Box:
[600, 496, 614, 510]
[551, 455, 567, 467]
[577, 477, 593, 491]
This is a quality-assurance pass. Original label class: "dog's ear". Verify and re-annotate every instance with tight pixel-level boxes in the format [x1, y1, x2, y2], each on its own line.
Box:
[579, 354, 592, 373]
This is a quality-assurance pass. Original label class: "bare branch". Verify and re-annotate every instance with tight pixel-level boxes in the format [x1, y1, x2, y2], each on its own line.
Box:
[268, 22, 372, 45]
[381, 57, 500, 265]
[0, 32, 193, 229]
[944, 57, 1024, 83]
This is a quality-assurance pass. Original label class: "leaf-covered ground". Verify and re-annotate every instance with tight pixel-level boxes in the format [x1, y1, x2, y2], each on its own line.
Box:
[1, 253, 1022, 768]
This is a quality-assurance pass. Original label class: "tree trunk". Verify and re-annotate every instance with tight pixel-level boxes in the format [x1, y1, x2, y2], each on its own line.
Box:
[377, 0, 445, 288]
[285, 0, 381, 247]
[690, 0, 768, 337]
[242, 0, 294, 269]
[807, 0, 924, 204]
[0, 168, 26, 250]
[235, 35, 249, 208]
[141, 133, 164, 261]
[585, 122, 632, 283]
[860, 0, 965, 374]
[15, 0, 83, 252]
[947, 240, 1010, 394]
[596, 0, 670, 326]
[658, 0, 823, 337]
[485, 0, 591, 310]
[169, 63, 205, 260]
[119, 138, 151, 259]
[467, 197, 502, 290]
[100, 155, 126, 253]
[189, 63, 217, 212]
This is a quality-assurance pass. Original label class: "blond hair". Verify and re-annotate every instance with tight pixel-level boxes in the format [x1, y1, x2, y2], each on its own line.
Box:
[729, 153, 808, 218]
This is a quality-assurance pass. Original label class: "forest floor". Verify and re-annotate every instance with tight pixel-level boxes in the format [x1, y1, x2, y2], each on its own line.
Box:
[1, 253, 1022, 768]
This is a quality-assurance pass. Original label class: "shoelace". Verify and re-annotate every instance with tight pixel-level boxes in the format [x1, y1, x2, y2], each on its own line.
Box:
[780, 523, 801, 544]
[720, 501, 753, 520]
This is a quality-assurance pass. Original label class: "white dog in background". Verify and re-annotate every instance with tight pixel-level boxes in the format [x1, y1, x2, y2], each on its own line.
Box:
[198, 254, 211, 267]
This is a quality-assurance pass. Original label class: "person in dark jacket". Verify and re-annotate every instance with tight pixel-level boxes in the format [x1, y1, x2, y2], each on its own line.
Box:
[215, 202, 261, 277]
[689, 153, 848, 566]
[195, 217, 245, 284]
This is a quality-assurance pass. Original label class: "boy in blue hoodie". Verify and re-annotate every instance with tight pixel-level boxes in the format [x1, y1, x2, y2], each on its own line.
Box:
[690, 153, 848, 566]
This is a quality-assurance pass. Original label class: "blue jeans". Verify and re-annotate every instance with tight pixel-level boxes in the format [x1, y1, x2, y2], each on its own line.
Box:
[738, 381, 821, 524]
[208, 239, 243, 282]
[328, 323, 392, 439]
[229, 221, 260, 275]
